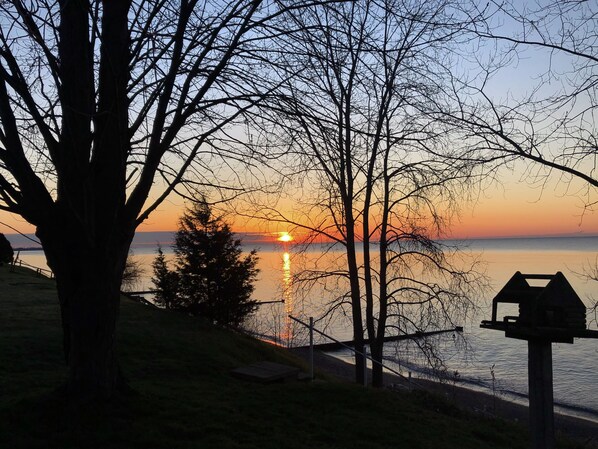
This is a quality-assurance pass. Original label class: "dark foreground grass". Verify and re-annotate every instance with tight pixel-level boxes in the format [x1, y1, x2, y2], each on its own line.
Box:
[0, 264, 577, 448]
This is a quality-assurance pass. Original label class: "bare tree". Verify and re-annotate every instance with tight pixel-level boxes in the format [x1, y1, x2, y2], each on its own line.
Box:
[243, 0, 486, 387]
[0, 0, 330, 400]
[576, 255, 598, 322]
[434, 0, 597, 306]
[121, 252, 144, 292]
[443, 0, 597, 201]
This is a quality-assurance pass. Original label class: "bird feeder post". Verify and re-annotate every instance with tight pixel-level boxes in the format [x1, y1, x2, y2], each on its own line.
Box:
[528, 339, 554, 449]
[481, 271, 598, 449]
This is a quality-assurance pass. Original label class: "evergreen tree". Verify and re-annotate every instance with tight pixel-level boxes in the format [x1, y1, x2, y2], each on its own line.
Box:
[153, 200, 259, 327]
[0, 233, 14, 265]
[151, 246, 180, 310]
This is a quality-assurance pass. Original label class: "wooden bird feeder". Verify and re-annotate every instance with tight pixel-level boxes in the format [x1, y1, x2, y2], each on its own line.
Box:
[481, 271, 598, 449]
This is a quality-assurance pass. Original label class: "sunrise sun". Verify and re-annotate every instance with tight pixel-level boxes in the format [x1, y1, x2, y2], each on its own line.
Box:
[277, 232, 294, 243]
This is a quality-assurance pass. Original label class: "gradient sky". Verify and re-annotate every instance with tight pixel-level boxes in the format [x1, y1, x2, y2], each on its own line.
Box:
[0, 6, 595, 241]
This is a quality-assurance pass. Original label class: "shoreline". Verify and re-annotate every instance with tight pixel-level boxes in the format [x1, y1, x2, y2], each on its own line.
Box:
[291, 347, 598, 448]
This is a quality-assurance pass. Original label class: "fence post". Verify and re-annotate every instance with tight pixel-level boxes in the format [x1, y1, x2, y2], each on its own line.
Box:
[309, 317, 314, 381]
[287, 314, 418, 388]
[11, 251, 19, 272]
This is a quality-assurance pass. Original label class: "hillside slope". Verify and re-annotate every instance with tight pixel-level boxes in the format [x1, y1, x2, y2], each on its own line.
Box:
[0, 264, 542, 449]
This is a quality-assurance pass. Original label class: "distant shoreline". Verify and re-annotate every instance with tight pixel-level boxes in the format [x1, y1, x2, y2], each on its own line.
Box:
[6, 231, 598, 251]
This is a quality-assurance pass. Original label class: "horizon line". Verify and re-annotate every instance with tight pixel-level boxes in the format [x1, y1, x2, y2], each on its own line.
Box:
[4, 230, 598, 248]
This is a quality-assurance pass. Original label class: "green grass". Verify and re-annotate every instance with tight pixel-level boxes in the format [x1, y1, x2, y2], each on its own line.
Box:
[0, 264, 576, 448]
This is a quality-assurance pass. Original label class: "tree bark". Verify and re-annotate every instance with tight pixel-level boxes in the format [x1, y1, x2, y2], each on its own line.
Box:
[346, 239, 366, 385]
[61, 271, 123, 400]
[39, 0, 132, 401]
[370, 339, 384, 388]
[37, 219, 132, 401]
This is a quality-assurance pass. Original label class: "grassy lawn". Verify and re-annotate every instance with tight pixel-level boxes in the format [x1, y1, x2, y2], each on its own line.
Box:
[0, 264, 574, 448]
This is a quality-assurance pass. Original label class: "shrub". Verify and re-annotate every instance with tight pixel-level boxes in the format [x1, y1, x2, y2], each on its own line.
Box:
[0, 233, 14, 265]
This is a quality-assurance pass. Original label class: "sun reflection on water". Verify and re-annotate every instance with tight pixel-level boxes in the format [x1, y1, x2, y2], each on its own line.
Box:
[281, 252, 294, 346]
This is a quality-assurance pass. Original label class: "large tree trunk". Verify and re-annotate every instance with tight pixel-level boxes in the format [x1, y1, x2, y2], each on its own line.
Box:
[346, 239, 366, 385]
[38, 221, 132, 401]
[370, 339, 384, 388]
[60, 268, 124, 399]
[37, 0, 132, 401]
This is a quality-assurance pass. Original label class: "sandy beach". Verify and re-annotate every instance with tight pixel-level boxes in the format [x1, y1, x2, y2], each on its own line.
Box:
[292, 347, 598, 448]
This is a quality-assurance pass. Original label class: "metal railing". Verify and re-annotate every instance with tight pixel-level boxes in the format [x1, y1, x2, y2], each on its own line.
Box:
[289, 314, 422, 388]
[10, 255, 54, 279]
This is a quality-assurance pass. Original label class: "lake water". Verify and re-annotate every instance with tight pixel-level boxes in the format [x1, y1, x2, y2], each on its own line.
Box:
[11, 234, 598, 421]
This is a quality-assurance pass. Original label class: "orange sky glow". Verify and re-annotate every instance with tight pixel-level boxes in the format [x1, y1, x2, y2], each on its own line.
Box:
[1, 177, 596, 241]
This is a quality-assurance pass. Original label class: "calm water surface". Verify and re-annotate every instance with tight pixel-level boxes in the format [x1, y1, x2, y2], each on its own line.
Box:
[13, 235, 598, 421]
